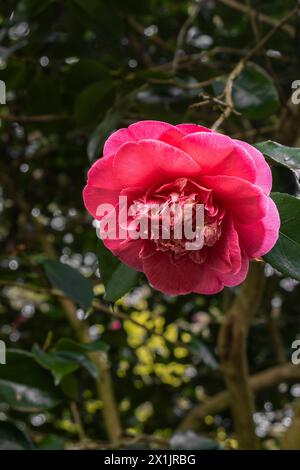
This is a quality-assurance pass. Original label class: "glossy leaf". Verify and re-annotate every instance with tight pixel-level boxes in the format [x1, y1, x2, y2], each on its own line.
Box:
[264, 193, 300, 280]
[271, 166, 298, 195]
[97, 241, 139, 302]
[0, 422, 34, 450]
[43, 259, 94, 309]
[54, 339, 99, 379]
[32, 344, 79, 385]
[254, 141, 300, 170]
[74, 80, 114, 126]
[55, 337, 109, 353]
[87, 88, 142, 161]
[0, 350, 63, 411]
[213, 63, 279, 119]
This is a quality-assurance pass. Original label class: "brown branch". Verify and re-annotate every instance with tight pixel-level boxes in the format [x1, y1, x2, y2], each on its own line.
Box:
[0, 113, 70, 122]
[65, 433, 170, 450]
[281, 399, 300, 449]
[218, 0, 295, 37]
[258, 276, 286, 365]
[172, 1, 202, 72]
[0, 280, 192, 353]
[217, 262, 266, 449]
[179, 362, 300, 431]
[35, 227, 122, 443]
[127, 16, 172, 52]
[70, 401, 86, 442]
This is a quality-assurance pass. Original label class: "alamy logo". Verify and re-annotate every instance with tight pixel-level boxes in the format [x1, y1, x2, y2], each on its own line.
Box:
[95, 197, 205, 251]
[291, 80, 300, 105]
[0, 80, 6, 105]
[0, 340, 6, 365]
[291, 339, 300, 365]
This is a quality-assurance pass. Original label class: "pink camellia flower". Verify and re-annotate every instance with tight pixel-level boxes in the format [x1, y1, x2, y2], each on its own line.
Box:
[83, 120, 280, 296]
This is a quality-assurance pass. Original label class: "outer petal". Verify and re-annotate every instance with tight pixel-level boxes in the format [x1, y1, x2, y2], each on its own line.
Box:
[159, 127, 186, 147]
[200, 175, 269, 224]
[103, 120, 174, 157]
[113, 139, 201, 188]
[82, 185, 119, 219]
[159, 124, 213, 147]
[87, 154, 121, 190]
[128, 120, 173, 140]
[235, 197, 280, 258]
[141, 242, 222, 295]
[234, 140, 272, 195]
[219, 253, 249, 287]
[103, 128, 135, 157]
[176, 123, 212, 134]
[103, 238, 144, 271]
[206, 218, 242, 274]
[178, 132, 256, 182]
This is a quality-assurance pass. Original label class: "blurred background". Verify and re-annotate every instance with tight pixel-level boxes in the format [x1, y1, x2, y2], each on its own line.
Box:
[0, 0, 300, 450]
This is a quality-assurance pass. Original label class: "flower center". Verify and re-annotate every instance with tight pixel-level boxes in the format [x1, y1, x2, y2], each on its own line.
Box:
[132, 178, 224, 263]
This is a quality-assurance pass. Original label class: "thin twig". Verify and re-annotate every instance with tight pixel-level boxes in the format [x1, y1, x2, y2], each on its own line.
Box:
[218, 0, 295, 37]
[127, 16, 172, 51]
[66, 433, 170, 450]
[0, 114, 70, 122]
[70, 401, 87, 442]
[0, 280, 197, 358]
[172, 1, 202, 72]
[179, 362, 300, 432]
[212, 6, 297, 130]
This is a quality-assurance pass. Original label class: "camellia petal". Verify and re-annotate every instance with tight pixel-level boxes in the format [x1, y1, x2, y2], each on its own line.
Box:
[234, 139, 272, 195]
[178, 132, 256, 182]
[103, 120, 174, 157]
[235, 198, 280, 258]
[113, 139, 201, 188]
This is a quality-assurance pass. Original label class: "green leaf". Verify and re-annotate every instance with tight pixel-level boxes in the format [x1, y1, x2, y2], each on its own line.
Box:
[0, 350, 63, 411]
[54, 339, 100, 379]
[96, 240, 121, 286]
[87, 88, 143, 161]
[59, 374, 79, 400]
[55, 338, 109, 353]
[264, 193, 300, 280]
[105, 263, 139, 302]
[188, 338, 219, 369]
[271, 166, 298, 195]
[213, 63, 280, 119]
[26, 70, 62, 115]
[72, 0, 122, 34]
[33, 339, 107, 383]
[74, 80, 114, 126]
[15, 0, 55, 18]
[66, 59, 111, 91]
[43, 259, 94, 309]
[37, 434, 65, 450]
[0, 422, 34, 450]
[97, 241, 139, 302]
[254, 141, 300, 170]
[32, 344, 79, 385]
